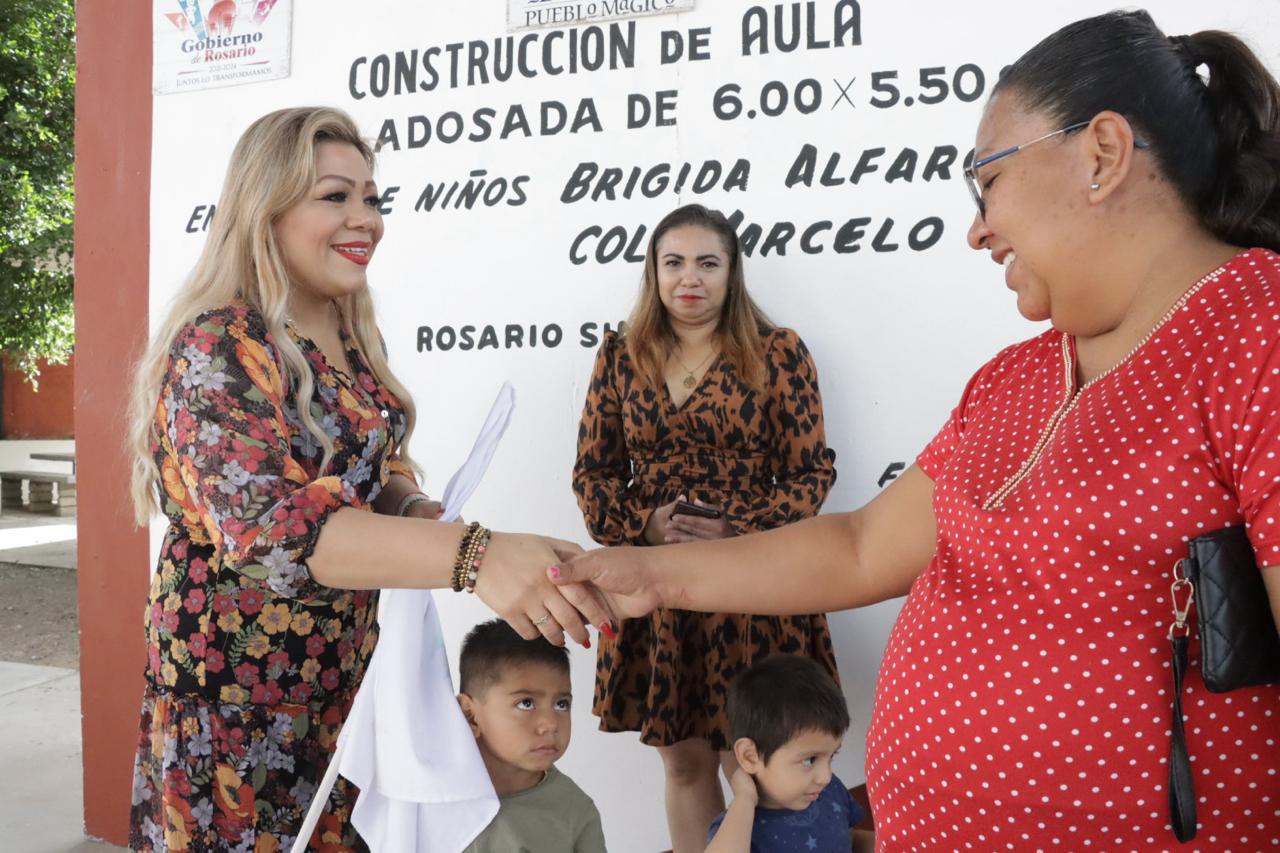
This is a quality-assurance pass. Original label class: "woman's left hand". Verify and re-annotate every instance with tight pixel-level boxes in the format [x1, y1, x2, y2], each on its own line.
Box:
[665, 500, 736, 542]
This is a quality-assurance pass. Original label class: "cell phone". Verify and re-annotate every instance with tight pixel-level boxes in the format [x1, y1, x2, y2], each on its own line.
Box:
[673, 500, 722, 519]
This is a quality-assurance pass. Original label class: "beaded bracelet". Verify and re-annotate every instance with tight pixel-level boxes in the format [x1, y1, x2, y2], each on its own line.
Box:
[451, 522, 491, 593]
[397, 492, 432, 517]
[450, 522, 478, 591]
[463, 525, 491, 594]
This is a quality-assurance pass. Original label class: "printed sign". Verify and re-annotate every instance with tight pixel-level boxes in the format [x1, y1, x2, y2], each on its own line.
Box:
[509, 0, 695, 31]
[149, 3, 1280, 848]
[153, 0, 293, 94]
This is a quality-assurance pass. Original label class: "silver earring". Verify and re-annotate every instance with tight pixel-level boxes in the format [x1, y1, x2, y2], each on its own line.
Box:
[1090, 182, 1101, 190]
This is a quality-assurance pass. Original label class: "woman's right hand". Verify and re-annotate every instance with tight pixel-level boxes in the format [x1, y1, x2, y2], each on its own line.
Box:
[475, 532, 612, 648]
[549, 546, 664, 621]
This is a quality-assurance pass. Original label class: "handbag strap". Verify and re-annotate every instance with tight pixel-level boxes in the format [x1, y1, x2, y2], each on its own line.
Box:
[1168, 563, 1197, 842]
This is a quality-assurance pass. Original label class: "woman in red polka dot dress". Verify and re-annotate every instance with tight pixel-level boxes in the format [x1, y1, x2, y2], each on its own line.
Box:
[552, 10, 1280, 851]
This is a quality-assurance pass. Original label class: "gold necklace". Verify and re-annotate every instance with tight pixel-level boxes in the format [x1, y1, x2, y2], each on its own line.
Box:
[672, 348, 716, 389]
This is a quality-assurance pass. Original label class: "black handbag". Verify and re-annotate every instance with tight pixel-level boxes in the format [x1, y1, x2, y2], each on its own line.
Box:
[1166, 525, 1280, 842]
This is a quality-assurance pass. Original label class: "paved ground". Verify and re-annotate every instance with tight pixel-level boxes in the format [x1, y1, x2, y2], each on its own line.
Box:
[0, 509, 123, 850]
[0, 510, 77, 568]
[0, 663, 122, 851]
[0, 510, 79, 668]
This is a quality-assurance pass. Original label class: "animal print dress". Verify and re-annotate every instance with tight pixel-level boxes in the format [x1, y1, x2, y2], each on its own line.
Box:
[573, 328, 839, 750]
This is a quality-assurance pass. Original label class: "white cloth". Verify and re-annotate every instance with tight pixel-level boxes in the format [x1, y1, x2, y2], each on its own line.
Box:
[293, 383, 516, 853]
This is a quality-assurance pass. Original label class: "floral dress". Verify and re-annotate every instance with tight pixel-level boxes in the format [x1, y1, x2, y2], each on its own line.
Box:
[573, 328, 839, 750]
[129, 303, 413, 852]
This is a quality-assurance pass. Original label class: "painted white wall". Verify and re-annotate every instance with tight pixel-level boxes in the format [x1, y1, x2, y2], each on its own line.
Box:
[149, 3, 1280, 850]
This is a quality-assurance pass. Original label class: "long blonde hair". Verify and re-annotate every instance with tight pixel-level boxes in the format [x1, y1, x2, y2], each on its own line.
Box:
[626, 204, 773, 390]
[128, 106, 419, 525]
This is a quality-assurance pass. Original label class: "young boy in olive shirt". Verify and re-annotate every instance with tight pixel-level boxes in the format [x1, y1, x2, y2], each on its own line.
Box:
[457, 619, 606, 853]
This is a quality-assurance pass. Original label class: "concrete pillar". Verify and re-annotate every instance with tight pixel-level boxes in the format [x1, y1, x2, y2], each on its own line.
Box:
[73, 1, 152, 843]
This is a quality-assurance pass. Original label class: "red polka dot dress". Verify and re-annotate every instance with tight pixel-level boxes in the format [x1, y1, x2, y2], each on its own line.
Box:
[867, 249, 1280, 851]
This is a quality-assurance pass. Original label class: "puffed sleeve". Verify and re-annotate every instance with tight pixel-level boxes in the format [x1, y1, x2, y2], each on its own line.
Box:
[154, 308, 351, 601]
[572, 333, 654, 546]
[725, 330, 837, 533]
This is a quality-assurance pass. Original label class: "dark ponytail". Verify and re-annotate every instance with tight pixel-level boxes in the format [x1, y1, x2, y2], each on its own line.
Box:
[1182, 30, 1280, 252]
[995, 10, 1280, 253]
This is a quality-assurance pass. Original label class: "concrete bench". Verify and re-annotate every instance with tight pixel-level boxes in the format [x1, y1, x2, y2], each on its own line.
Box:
[0, 470, 76, 516]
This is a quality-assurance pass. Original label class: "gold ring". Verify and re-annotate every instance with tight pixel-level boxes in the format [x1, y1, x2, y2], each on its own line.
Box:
[532, 615, 551, 627]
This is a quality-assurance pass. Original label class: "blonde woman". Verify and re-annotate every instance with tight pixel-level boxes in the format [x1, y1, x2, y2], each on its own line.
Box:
[572, 204, 839, 852]
[127, 107, 608, 851]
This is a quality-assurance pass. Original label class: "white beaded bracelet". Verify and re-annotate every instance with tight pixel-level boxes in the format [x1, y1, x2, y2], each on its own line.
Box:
[397, 492, 433, 517]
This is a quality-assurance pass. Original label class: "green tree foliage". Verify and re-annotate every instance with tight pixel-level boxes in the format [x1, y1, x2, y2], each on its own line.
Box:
[0, 0, 74, 380]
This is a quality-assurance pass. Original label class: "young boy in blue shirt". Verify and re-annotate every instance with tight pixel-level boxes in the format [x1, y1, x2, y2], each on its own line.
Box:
[707, 655, 874, 853]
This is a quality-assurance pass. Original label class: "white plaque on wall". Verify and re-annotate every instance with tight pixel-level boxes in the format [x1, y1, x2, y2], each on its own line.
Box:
[509, 0, 695, 32]
[153, 0, 293, 95]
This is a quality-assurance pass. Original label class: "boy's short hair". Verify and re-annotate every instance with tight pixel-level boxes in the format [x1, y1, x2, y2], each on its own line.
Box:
[459, 618, 570, 696]
[728, 655, 849, 763]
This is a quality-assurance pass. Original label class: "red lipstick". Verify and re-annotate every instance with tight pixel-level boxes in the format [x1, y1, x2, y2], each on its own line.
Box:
[332, 242, 372, 265]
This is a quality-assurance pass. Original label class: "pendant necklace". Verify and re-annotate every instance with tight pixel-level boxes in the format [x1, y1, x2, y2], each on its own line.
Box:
[673, 348, 716, 389]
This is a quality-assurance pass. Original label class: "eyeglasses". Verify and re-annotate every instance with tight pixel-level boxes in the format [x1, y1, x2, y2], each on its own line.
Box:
[962, 121, 1150, 219]
[963, 122, 1088, 219]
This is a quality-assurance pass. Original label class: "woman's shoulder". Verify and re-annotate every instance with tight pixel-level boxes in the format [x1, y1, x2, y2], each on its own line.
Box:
[166, 302, 274, 367]
[179, 302, 269, 344]
[1220, 247, 1280, 306]
[1193, 247, 1280, 372]
[194, 301, 267, 331]
[758, 327, 816, 372]
[597, 328, 631, 363]
[959, 329, 1061, 403]
[759, 325, 808, 355]
[983, 329, 1059, 375]
[762, 325, 801, 345]
[1236, 246, 1280, 276]
[1169, 248, 1280, 354]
